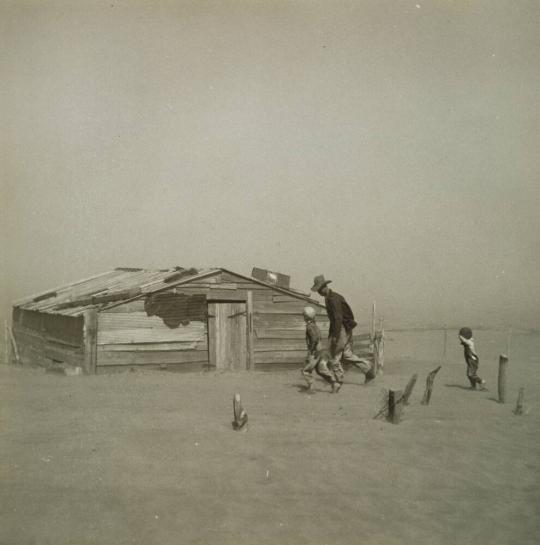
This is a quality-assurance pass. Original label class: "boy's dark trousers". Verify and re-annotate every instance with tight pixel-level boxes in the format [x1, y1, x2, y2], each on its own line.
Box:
[466, 356, 482, 388]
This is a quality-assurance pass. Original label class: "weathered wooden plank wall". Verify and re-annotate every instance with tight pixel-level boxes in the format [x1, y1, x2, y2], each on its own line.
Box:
[11, 310, 84, 369]
[98, 305, 208, 369]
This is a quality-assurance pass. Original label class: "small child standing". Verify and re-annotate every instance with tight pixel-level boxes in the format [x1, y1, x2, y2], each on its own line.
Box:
[458, 327, 486, 390]
[302, 306, 337, 392]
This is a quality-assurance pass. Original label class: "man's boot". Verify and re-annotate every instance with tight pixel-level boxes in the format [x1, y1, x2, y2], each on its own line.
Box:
[364, 370, 376, 384]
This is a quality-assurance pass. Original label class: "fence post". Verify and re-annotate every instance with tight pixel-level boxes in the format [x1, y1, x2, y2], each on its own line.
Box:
[498, 354, 508, 403]
[232, 393, 248, 431]
[421, 366, 442, 406]
[402, 374, 418, 405]
[514, 387, 524, 415]
[388, 389, 403, 424]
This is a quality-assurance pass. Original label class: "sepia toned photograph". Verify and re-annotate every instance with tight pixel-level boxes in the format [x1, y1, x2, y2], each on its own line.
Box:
[1, 2, 539, 544]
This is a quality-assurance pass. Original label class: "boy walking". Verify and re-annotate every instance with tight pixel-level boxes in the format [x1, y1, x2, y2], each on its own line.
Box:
[302, 306, 338, 392]
[458, 327, 486, 390]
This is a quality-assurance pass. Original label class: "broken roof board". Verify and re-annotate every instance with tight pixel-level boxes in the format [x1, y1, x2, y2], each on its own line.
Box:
[14, 268, 217, 316]
[14, 268, 323, 317]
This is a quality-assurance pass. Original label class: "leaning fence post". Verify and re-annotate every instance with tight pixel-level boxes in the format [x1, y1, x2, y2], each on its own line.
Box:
[421, 366, 442, 406]
[402, 374, 418, 405]
[514, 387, 524, 415]
[498, 354, 508, 404]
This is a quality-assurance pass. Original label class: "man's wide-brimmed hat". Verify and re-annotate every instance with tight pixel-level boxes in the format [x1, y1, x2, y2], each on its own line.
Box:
[311, 275, 332, 292]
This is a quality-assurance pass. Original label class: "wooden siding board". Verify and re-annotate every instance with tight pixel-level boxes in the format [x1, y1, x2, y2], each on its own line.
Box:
[97, 340, 207, 352]
[252, 292, 274, 301]
[97, 326, 206, 345]
[97, 349, 208, 366]
[209, 283, 237, 290]
[98, 341, 199, 351]
[254, 339, 314, 352]
[254, 351, 306, 364]
[96, 362, 210, 374]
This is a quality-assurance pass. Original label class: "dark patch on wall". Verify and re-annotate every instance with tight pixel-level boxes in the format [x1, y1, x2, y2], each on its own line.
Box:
[144, 292, 206, 328]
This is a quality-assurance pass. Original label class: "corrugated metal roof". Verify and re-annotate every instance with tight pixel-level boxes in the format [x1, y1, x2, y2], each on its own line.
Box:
[14, 267, 324, 316]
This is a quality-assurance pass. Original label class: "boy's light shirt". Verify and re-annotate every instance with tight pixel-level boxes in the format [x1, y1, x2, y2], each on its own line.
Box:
[459, 335, 478, 358]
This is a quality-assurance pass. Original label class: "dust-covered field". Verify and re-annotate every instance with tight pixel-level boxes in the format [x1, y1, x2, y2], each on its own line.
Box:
[1, 352, 539, 545]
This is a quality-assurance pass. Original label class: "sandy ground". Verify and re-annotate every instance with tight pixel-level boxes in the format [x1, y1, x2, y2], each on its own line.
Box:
[1, 356, 539, 545]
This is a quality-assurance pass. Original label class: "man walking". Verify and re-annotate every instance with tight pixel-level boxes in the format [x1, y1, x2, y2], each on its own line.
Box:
[311, 275, 375, 391]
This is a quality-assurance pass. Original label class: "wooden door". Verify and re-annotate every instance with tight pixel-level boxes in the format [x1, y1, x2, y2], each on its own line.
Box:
[207, 302, 248, 370]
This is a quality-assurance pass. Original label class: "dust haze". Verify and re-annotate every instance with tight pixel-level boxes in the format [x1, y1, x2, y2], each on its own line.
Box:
[2, 1, 539, 331]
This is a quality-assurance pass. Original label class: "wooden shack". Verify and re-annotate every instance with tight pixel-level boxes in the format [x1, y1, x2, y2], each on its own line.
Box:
[10, 267, 374, 374]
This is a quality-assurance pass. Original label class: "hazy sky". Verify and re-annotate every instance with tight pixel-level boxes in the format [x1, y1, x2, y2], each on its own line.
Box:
[2, 0, 539, 330]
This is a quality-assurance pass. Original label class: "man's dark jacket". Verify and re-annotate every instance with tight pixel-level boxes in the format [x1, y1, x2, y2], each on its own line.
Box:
[324, 290, 357, 338]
